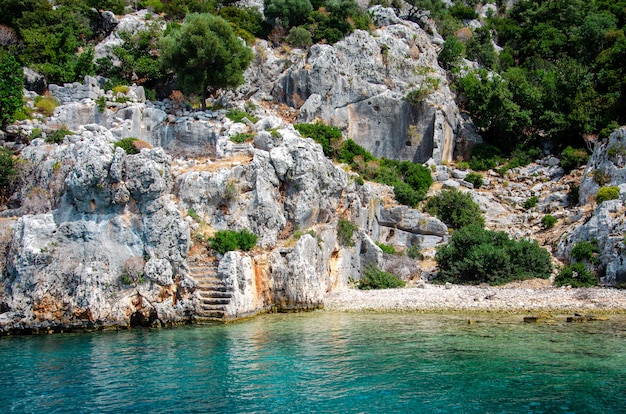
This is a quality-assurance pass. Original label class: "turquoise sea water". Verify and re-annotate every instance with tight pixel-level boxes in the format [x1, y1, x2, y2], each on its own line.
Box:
[1, 312, 625, 413]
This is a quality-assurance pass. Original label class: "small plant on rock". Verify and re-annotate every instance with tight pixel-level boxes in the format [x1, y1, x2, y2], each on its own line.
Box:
[45, 127, 74, 144]
[559, 147, 589, 173]
[337, 218, 358, 247]
[595, 186, 620, 204]
[376, 242, 396, 255]
[465, 172, 483, 188]
[523, 195, 538, 210]
[541, 214, 557, 229]
[114, 137, 140, 154]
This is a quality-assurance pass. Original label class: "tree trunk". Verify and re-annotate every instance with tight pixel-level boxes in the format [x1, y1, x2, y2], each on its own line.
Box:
[202, 87, 208, 111]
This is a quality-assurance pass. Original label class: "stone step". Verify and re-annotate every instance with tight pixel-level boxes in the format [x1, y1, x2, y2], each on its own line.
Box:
[198, 290, 232, 299]
[195, 310, 227, 319]
[200, 297, 231, 306]
[197, 285, 231, 293]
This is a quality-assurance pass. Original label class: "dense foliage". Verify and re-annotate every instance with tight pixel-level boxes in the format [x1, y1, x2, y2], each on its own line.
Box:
[0, 54, 23, 126]
[435, 225, 553, 285]
[417, 0, 626, 153]
[424, 189, 484, 230]
[0, 147, 16, 199]
[357, 264, 405, 290]
[114, 137, 140, 155]
[555, 262, 597, 287]
[160, 13, 253, 109]
[208, 229, 258, 254]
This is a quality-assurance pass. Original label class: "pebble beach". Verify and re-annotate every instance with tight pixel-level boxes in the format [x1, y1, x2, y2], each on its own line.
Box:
[323, 283, 626, 314]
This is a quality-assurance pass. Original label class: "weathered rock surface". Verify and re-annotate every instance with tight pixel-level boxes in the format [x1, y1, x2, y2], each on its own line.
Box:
[0, 129, 194, 332]
[239, 6, 480, 164]
[558, 128, 626, 285]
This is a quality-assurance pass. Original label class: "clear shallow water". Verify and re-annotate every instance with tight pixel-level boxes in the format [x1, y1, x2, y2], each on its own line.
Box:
[1, 312, 625, 413]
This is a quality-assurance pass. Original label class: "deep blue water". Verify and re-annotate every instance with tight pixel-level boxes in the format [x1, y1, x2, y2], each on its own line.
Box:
[1, 312, 625, 413]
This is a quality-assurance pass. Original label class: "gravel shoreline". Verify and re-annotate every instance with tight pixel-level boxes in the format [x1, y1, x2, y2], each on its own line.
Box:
[323, 284, 626, 314]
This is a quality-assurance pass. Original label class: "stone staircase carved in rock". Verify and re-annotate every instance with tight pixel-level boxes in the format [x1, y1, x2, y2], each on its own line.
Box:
[188, 263, 233, 322]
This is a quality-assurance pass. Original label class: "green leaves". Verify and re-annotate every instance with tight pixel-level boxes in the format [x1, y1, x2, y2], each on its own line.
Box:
[0, 54, 23, 126]
[435, 225, 553, 285]
[425, 189, 484, 230]
[160, 13, 253, 108]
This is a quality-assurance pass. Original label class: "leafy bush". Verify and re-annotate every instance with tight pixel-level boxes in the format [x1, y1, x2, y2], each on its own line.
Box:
[34, 95, 59, 117]
[376, 242, 396, 255]
[405, 243, 422, 259]
[45, 127, 73, 144]
[263, 0, 313, 28]
[541, 214, 557, 229]
[114, 137, 139, 155]
[231, 133, 255, 143]
[337, 218, 358, 247]
[294, 122, 343, 158]
[559, 147, 589, 173]
[469, 143, 501, 171]
[425, 189, 484, 230]
[357, 264, 405, 290]
[596, 186, 620, 203]
[0, 54, 23, 126]
[0, 147, 16, 198]
[592, 169, 611, 186]
[208, 229, 258, 254]
[286, 26, 312, 48]
[555, 263, 597, 287]
[523, 195, 538, 210]
[464, 172, 483, 188]
[112, 85, 130, 95]
[435, 225, 553, 285]
[571, 240, 600, 264]
[226, 109, 259, 124]
[438, 35, 466, 69]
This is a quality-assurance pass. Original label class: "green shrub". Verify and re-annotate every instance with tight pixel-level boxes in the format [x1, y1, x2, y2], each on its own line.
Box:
[571, 240, 600, 264]
[464, 172, 483, 188]
[45, 127, 73, 144]
[263, 0, 313, 28]
[595, 186, 620, 203]
[208, 229, 258, 254]
[226, 109, 259, 124]
[114, 137, 139, 155]
[456, 161, 470, 170]
[425, 189, 484, 230]
[592, 169, 612, 186]
[555, 263, 597, 287]
[523, 195, 539, 210]
[438, 36, 466, 69]
[294, 122, 343, 158]
[0, 55, 24, 126]
[559, 147, 589, 173]
[34, 95, 59, 117]
[112, 85, 130, 95]
[357, 264, 405, 290]
[435, 225, 553, 285]
[0, 147, 16, 197]
[187, 208, 202, 223]
[286, 26, 312, 48]
[337, 218, 358, 247]
[541, 215, 557, 229]
[469, 144, 501, 171]
[376, 242, 396, 255]
[231, 133, 256, 143]
[406, 243, 422, 259]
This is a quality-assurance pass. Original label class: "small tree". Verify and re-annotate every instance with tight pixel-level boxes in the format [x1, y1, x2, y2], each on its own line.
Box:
[263, 0, 313, 28]
[160, 13, 253, 110]
[0, 54, 23, 126]
[425, 189, 484, 230]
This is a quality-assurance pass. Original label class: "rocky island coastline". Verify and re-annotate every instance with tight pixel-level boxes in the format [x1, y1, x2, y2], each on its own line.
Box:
[1, 4, 626, 334]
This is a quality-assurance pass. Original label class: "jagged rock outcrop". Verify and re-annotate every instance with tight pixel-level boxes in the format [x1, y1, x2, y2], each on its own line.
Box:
[239, 6, 480, 164]
[558, 128, 626, 285]
[0, 128, 194, 332]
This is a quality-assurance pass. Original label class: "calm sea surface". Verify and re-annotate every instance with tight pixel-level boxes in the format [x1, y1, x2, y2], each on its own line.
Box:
[1, 312, 625, 413]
